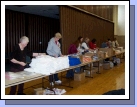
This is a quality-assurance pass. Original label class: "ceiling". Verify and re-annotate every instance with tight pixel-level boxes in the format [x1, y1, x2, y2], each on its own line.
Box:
[5, 5, 59, 19]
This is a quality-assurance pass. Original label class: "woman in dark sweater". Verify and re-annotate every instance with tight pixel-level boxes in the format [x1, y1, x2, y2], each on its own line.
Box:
[9, 36, 44, 95]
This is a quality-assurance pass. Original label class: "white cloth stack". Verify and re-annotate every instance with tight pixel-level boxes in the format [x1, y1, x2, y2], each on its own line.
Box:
[24, 55, 69, 75]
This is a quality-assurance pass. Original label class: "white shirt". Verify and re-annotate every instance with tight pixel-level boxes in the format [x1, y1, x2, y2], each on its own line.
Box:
[112, 41, 116, 48]
[77, 44, 84, 53]
[115, 40, 119, 47]
[81, 42, 89, 50]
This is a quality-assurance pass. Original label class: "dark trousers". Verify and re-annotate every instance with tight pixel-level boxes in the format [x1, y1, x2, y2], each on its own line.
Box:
[48, 54, 60, 83]
[9, 66, 24, 95]
[66, 70, 74, 78]
[66, 67, 81, 78]
[49, 74, 59, 82]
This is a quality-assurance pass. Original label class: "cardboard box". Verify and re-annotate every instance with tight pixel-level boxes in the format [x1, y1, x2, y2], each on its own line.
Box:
[103, 63, 110, 70]
[84, 52, 94, 57]
[74, 72, 85, 81]
[79, 55, 92, 63]
[34, 88, 45, 95]
[85, 67, 98, 76]
[84, 70, 91, 76]
[115, 47, 124, 51]
[114, 50, 121, 54]
[98, 51, 105, 58]
[99, 48, 114, 56]
[97, 51, 109, 58]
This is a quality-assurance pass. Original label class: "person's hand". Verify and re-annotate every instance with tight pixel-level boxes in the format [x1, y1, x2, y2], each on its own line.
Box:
[60, 55, 64, 57]
[54, 55, 58, 58]
[40, 53, 46, 55]
[19, 62, 26, 66]
[77, 50, 81, 53]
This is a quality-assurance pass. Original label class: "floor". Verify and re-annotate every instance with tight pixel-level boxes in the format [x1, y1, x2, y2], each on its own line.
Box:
[5, 59, 125, 95]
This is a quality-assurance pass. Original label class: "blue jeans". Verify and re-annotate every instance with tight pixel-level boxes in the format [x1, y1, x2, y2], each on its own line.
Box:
[49, 74, 59, 82]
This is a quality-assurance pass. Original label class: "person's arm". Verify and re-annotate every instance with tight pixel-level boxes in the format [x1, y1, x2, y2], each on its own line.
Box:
[59, 43, 63, 56]
[89, 42, 92, 49]
[46, 41, 55, 56]
[112, 41, 115, 48]
[116, 40, 119, 47]
[82, 43, 89, 50]
[93, 43, 97, 49]
[10, 59, 26, 66]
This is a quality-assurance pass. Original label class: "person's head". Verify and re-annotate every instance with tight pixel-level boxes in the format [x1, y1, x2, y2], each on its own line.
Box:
[108, 39, 110, 41]
[77, 36, 83, 43]
[54, 32, 62, 41]
[84, 37, 90, 43]
[20, 36, 29, 48]
[91, 38, 96, 44]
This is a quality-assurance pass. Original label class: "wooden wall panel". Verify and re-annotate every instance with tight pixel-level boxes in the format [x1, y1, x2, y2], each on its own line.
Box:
[27, 15, 60, 53]
[60, 6, 114, 55]
[5, 9, 60, 55]
[5, 9, 26, 55]
[73, 5, 113, 21]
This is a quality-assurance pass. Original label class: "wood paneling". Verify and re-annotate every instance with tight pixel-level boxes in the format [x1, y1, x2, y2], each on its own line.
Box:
[60, 6, 114, 55]
[73, 5, 114, 21]
[5, 9, 26, 55]
[27, 14, 60, 52]
[5, 9, 60, 54]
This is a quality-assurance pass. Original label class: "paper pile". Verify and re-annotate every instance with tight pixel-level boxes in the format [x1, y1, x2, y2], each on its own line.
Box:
[5, 72, 24, 80]
[44, 88, 66, 95]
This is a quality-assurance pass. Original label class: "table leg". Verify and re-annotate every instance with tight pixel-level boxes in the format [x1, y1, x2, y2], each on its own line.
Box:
[96, 61, 101, 74]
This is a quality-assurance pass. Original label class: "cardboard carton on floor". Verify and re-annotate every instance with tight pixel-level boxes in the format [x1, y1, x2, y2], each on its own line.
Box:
[74, 72, 85, 81]
[84, 67, 98, 76]
[103, 63, 110, 70]
[34, 88, 45, 95]
[84, 70, 91, 76]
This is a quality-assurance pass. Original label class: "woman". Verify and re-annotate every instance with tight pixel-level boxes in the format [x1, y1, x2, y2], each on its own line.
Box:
[66, 39, 81, 78]
[112, 38, 120, 48]
[81, 37, 93, 52]
[68, 40, 80, 54]
[46, 32, 63, 86]
[112, 38, 116, 48]
[77, 36, 84, 54]
[9, 36, 43, 95]
[89, 38, 97, 50]
[101, 40, 108, 48]
[107, 39, 112, 48]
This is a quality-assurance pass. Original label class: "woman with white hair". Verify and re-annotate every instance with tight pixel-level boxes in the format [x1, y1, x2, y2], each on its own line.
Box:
[47, 32, 63, 86]
[9, 36, 44, 95]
